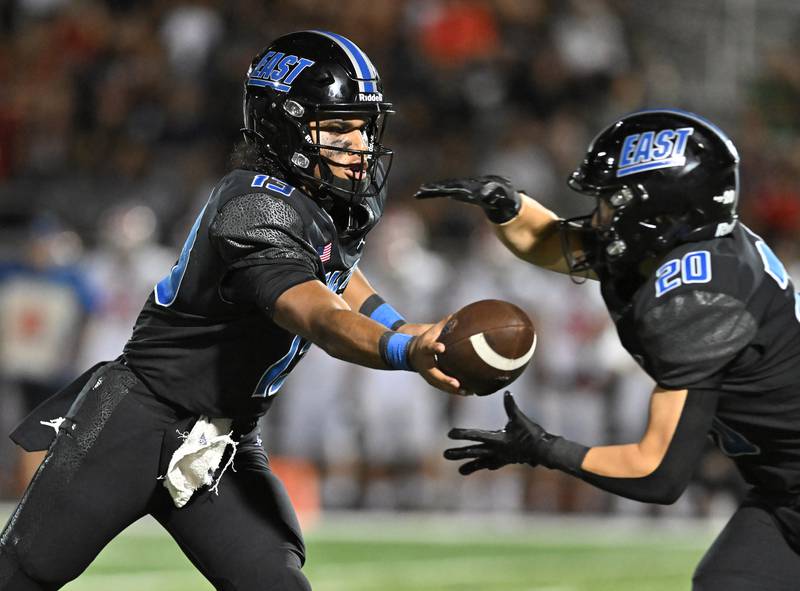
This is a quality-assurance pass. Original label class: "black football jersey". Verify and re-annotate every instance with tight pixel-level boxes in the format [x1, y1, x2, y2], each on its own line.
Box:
[123, 168, 386, 419]
[602, 223, 800, 496]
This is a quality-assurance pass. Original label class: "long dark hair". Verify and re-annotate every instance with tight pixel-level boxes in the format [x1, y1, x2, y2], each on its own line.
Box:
[229, 140, 282, 175]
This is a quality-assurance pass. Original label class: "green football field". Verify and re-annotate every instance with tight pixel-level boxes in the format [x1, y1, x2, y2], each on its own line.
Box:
[19, 512, 720, 591]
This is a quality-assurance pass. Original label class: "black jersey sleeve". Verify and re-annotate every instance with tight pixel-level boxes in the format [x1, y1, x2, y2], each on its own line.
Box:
[639, 290, 758, 390]
[209, 192, 321, 314]
[630, 240, 763, 390]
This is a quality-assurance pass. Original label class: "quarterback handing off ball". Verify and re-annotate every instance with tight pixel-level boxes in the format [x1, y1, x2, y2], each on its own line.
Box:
[437, 300, 536, 396]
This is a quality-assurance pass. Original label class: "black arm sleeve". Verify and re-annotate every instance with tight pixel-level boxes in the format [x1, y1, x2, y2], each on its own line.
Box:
[573, 389, 719, 504]
[209, 193, 322, 315]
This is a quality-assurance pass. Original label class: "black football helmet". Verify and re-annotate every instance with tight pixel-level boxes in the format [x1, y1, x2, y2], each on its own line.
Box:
[243, 30, 393, 222]
[564, 109, 740, 275]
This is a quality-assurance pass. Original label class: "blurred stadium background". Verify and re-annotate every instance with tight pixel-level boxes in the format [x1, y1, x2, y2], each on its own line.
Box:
[1, 0, 799, 588]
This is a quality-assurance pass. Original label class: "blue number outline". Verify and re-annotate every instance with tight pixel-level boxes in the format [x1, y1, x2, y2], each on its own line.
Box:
[254, 265, 358, 397]
[251, 174, 294, 197]
[254, 335, 313, 397]
[655, 251, 712, 297]
[155, 201, 209, 307]
[682, 251, 712, 284]
[655, 259, 681, 297]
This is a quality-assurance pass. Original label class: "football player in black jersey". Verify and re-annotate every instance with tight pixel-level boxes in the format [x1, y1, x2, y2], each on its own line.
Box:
[0, 31, 462, 591]
[416, 109, 800, 590]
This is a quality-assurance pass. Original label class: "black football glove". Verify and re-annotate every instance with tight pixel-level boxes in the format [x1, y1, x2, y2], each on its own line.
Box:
[414, 175, 521, 224]
[445, 392, 589, 476]
[444, 392, 546, 475]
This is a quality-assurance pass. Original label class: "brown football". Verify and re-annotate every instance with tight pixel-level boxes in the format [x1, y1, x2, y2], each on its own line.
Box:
[437, 299, 536, 396]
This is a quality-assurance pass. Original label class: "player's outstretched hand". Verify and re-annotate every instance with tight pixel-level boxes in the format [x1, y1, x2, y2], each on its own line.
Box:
[444, 392, 544, 474]
[413, 176, 521, 224]
[408, 316, 465, 395]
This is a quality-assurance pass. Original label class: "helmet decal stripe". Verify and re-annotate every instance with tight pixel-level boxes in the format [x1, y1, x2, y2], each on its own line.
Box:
[310, 30, 378, 93]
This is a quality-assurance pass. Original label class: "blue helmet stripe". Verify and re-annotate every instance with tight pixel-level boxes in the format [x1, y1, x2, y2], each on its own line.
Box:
[627, 108, 739, 162]
[309, 30, 377, 93]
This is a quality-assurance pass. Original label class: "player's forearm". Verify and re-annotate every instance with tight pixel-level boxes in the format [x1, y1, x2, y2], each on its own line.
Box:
[493, 195, 569, 272]
[274, 280, 405, 370]
[307, 308, 399, 369]
[575, 456, 692, 505]
[574, 439, 700, 505]
[342, 268, 375, 311]
[344, 269, 410, 331]
[571, 389, 718, 504]
[582, 387, 689, 477]
[274, 280, 457, 393]
[582, 443, 663, 478]
[531, 435, 692, 504]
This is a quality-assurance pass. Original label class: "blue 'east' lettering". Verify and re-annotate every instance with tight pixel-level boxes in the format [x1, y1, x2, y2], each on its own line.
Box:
[633, 131, 654, 164]
[672, 127, 693, 156]
[283, 58, 314, 84]
[651, 129, 675, 159]
[617, 126, 694, 177]
[619, 133, 639, 168]
[252, 51, 282, 78]
[270, 55, 297, 81]
[247, 53, 315, 93]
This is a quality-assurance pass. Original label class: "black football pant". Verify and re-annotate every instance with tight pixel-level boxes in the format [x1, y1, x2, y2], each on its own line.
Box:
[0, 362, 310, 590]
[693, 499, 800, 590]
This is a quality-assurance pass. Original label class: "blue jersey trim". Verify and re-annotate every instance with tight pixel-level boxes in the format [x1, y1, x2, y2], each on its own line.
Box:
[154, 200, 209, 307]
[254, 335, 305, 397]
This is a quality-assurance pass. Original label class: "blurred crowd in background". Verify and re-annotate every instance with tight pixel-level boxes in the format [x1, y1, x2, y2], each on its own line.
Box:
[1, 0, 798, 517]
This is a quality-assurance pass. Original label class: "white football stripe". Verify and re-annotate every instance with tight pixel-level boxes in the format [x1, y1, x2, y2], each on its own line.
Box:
[469, 332, 537, 371]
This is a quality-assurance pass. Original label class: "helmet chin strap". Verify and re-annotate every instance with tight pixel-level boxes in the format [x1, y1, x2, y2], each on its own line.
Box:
[299, 161, 374, 237]
[329, 173, 370, 200]
[328, 175, 374, 238]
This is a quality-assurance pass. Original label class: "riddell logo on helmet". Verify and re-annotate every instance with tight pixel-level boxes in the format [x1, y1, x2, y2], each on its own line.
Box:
[247, 52, 316, 93]
[616, 127, 694, 178]
[358, 92, 383, 102]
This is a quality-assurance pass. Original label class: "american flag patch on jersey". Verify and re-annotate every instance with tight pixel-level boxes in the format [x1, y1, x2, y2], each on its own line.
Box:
[318, 242, 332, 262]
